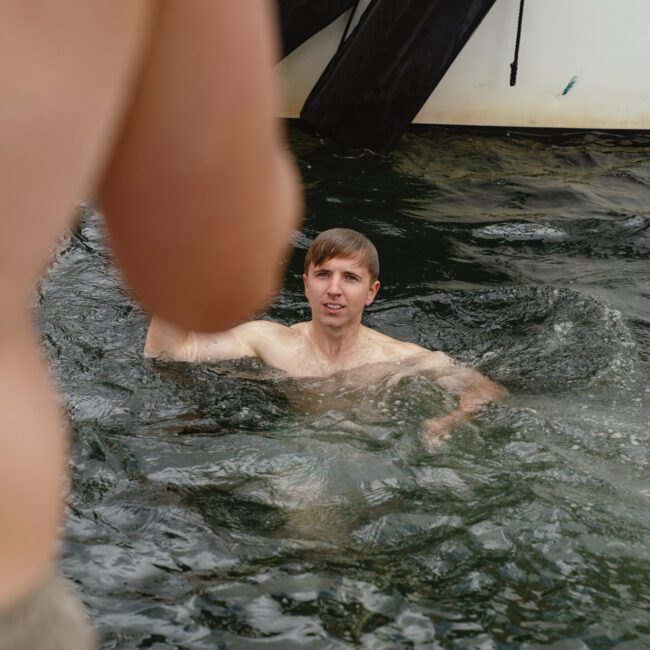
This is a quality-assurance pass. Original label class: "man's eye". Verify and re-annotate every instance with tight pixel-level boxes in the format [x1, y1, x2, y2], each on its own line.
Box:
[346, 275, 358, 281]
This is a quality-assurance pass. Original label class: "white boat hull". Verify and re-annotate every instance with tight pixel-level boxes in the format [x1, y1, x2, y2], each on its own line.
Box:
[278, 0, 650, 130]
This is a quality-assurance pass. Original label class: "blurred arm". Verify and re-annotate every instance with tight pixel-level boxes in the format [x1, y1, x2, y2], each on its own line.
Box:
[99, 1, 302, 333]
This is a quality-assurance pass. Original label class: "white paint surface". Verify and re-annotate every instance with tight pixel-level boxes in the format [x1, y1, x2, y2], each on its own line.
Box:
[277, 0, 650, 129]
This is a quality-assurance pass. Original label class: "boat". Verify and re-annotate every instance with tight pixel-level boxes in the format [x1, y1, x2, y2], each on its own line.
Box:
[276, 0, 650, 151]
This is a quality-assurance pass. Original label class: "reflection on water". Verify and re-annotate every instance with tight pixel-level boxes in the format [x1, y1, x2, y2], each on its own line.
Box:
[39, 128, 650, 648]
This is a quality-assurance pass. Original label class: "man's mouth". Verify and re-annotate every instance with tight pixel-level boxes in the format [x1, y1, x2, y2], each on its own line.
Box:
[323, 303, 344, 311]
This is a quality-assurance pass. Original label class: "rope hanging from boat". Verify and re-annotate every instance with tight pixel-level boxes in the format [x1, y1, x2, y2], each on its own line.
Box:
[509, 0, 525, 86]
[337, 0, 362, 53]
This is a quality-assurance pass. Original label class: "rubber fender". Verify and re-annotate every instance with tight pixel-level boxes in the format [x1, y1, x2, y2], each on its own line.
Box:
[300, 0, 498, 152]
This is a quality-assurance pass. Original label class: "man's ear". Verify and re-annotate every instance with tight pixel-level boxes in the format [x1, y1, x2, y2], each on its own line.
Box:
[303, 273, 308, 295]
[366, 280, 380, 306]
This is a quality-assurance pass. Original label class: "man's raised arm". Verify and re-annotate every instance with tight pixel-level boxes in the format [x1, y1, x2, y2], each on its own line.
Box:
[144, 316, 259, 362]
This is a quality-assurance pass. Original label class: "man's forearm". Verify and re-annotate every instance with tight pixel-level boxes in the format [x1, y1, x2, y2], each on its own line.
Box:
[422, 373, 508, 447]
[457, 379, 509, 414]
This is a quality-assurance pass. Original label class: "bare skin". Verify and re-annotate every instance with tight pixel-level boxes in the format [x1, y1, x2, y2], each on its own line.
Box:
[1, 1, 300, 612]
[146, 255, 508, 445]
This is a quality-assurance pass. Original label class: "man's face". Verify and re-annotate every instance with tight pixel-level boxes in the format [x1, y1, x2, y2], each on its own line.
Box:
[303, 255, 380, 328]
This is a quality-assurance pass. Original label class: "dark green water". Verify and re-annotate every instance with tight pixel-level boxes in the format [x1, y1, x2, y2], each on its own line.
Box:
[39, 128, 650, 648]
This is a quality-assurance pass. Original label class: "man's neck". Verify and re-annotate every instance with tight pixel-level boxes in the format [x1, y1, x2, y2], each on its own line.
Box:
[306, 319, 364, 362]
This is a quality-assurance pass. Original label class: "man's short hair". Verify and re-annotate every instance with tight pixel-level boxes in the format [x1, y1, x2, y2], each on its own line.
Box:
[304, 228, 379, 281]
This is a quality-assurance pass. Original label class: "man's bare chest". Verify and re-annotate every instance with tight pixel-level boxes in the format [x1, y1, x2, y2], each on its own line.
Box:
[262, 338, 405, 378]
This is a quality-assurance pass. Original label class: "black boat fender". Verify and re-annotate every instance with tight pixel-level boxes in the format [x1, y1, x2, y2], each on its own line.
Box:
[300, 0, 498, 152]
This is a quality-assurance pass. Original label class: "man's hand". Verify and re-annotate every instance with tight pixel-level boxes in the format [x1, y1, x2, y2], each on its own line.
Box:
[421, 367, 508, 450]
[421, 410, 469, 449]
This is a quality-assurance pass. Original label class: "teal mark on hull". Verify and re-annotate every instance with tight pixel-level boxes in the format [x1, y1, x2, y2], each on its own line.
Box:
[562, 75, 578, 96]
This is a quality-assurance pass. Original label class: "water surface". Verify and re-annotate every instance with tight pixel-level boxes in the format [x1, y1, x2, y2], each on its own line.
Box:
[39, 127, 650, 648]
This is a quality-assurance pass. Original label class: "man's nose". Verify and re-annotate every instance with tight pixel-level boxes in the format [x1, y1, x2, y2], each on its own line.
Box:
[326, 275, 342, 294]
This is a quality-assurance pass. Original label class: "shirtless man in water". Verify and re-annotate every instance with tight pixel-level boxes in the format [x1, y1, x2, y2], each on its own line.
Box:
[1, 2, 299, 648]
[145, 229, 507, 443]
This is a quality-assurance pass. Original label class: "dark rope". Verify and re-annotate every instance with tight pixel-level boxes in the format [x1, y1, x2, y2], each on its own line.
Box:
[509, 0, 525, 86]
[337, 0, 362, 54]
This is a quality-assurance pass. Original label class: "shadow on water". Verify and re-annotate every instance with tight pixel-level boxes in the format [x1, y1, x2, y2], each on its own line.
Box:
[38, 127, 650, 648]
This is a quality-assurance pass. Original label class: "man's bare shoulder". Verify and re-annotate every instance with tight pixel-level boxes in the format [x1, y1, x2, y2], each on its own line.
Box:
[238, 319, 292, 333]
[235, 319, 299, 343]
[289, 321, 309, 333]
[228, 320, 305, 373]
[363, 327, 454, 366]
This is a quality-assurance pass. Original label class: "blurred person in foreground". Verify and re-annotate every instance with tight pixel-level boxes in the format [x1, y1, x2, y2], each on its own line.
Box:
[0, 2, 300, 648]
[146, 229, 507, 446]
